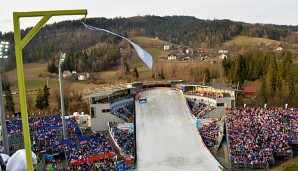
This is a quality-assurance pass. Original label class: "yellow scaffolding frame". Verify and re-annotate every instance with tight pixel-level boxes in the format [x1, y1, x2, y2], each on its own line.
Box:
[13, 9, 87, 170]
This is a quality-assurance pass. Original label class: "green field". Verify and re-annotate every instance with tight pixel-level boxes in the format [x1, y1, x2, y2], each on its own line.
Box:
[224, 36, 280, 47]
[6, 63, 59, 92]
[131, 36, 170, 48]
[5, 63, 60, 112]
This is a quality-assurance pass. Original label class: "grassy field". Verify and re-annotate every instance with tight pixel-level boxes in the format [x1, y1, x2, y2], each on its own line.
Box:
[7, 63, 48, 81]
[224, 36, 280, 47]
[5, 63, 60, 112]
[6, 62, 60, 93]
[131, 36, 170, 48]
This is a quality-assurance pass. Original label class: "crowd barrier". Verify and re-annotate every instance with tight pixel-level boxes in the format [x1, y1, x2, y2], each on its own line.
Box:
[231, 162, 269, 170]
[135, 87, 180, 94]
[108, 122, 134, 164]
[108, 122, 122, 152]
[68, 152, 116, 166]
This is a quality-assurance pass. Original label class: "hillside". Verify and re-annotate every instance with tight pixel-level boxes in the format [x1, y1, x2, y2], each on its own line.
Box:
[224, 36, 281, 47]
[1, 15, 298, 71]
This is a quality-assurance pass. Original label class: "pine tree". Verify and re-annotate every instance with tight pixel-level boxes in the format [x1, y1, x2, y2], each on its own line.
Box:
[261, 78, 267, 102]
[1, 72, 15, 115]
[204, 68, 210, 83]
[275, 64, 284, 91]
[36, 88, 44, 110]
[286, 66, 296, 98]
[133, 67, 139, 79]
[265, 54, 277, 97]
[222, 58, 231, 76]
[43, 85, 50, 109]
[233, 55, 243, 84]
[160, 69, 165, 79]
[3, 83, 14, 115]
[124, 62, 130, 75]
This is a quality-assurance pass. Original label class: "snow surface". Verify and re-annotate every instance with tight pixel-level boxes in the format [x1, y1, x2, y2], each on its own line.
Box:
[135, 88, 222, 171]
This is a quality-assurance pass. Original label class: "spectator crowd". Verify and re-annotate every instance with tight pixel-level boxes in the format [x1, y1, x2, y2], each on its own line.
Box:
[111, 104, 134, 122]
[187, 100, 216, 118]
[109, 122, 135, 158]
[226, 107, 297, 166]
[4, 114, 119, 170]
[199, 118, 220, 147]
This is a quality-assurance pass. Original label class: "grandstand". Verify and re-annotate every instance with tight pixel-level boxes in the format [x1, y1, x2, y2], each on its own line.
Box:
[3, 114, 118, 170]
[225, 107, 297, 169]
[83, 83, 135, 131]
[3, 81, 296, 170]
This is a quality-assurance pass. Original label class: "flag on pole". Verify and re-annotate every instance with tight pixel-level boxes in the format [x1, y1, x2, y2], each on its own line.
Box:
[83, 23, 153, 69]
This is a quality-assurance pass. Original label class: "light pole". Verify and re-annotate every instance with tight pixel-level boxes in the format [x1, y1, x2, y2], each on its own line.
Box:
[59, 53, 67, 139]
[0, 41, 10, 154]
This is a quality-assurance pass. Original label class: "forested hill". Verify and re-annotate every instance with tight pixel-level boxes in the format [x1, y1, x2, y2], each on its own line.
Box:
[1, 15, 298, 69]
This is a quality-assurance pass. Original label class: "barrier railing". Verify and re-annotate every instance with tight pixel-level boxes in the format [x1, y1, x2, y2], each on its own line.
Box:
[68, 152, 116, 166]
[231, 162, 269, 170]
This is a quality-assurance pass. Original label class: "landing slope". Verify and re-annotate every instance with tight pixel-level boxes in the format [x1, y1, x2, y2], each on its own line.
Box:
[135, 88, 222, 171]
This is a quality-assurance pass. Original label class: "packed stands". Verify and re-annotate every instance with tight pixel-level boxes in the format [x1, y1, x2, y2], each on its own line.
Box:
[109, 122, 135, 158]
[111, 104, 134, 122]
[226, 107, 297, 169]
[187, 100, 216, 118]
[5, 114, 119, 170]
[199, 118, 220, 147]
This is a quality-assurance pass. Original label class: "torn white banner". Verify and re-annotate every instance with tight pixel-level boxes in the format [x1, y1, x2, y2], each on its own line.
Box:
[83, 23, 153, 69]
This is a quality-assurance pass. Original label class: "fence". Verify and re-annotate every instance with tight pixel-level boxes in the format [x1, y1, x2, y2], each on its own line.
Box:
[231, 162, 269, 170]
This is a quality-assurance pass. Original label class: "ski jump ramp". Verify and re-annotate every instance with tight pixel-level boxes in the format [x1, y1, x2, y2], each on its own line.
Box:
[135, 88, 222, 171]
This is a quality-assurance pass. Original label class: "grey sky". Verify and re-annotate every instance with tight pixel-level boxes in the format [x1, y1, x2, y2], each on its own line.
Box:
[1, 0, 298, 33]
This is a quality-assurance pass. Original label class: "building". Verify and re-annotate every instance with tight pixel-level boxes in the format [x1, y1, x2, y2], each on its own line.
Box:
[164, 45, 171, 50]
[167, 54, 177, 60]
[62, 70, 72, 78]
[78, 72, 90, 81]
[201, 48, 209, 53]
[84, 81, 237, 131]
[218, 49, 228, 54]
[182, 84, 238, 108]
[186, 48, 194, 54]
[243, 86, 256, 98]
[275, 47, 283, 51]
[219, 54, 228, 60]
[83, 84, 134, 131]
[200, 54, 209, 61]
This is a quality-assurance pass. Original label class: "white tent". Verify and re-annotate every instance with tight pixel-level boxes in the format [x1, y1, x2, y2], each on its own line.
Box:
[6, 149, 37, 171]
[0, 152, 10, 170]
[0, 153, 10, 164]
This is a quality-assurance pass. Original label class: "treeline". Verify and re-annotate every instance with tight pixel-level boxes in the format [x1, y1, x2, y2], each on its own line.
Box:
[62, 43, 121, 72]
[222, 51, 296, 105]
[1, 16, 298, 70]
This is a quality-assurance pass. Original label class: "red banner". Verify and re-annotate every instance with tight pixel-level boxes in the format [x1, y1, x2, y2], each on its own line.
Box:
[68, 152, 116, 166]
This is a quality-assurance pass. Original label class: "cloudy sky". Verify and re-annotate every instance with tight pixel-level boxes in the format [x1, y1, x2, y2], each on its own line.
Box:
[1, 0, 298, 33]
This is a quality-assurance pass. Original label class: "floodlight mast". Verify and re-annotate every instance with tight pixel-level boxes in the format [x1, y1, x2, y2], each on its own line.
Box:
[13, 9, 87, 170]
[0, 41, 10, 154]
[59, 53, 67, 140]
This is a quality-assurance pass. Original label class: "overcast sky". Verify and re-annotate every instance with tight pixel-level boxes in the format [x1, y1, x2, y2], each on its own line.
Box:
[1, 0, 298, 33]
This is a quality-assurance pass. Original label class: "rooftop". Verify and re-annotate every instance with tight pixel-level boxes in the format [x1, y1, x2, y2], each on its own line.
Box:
[83, 83, 131, 99]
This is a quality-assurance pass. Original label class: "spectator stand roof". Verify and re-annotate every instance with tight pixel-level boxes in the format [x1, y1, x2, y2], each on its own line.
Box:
[83, 83, 133, 100]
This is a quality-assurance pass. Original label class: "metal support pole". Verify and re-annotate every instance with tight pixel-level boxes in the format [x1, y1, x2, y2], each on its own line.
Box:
[13, 9, 87, 170]
[59, 59, 67, 139]
[0, 71, 9, 154]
